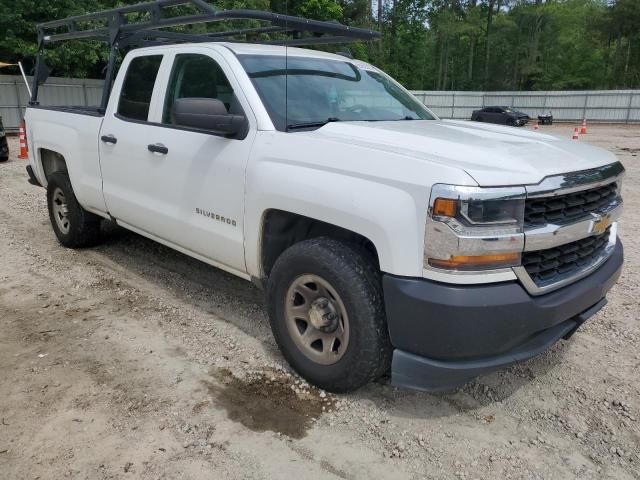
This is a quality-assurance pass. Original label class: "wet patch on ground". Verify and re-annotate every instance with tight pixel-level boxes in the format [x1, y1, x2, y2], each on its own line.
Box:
[206, 367, 335, 439]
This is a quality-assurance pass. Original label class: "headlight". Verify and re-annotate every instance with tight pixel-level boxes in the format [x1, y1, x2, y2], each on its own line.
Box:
[425, 184, 525, 271]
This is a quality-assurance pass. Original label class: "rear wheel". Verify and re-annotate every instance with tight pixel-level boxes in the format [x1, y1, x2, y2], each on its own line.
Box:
[47, 172, 101, 248]
[266, 238, 392, 392]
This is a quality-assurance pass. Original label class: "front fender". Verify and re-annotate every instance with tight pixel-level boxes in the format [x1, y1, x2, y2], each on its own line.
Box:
[244, 132, 476, 278]
[246, 161, 421, 277]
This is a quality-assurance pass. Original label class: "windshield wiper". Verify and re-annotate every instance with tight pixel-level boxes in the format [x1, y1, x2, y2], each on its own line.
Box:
[286, 117, 340, 131]
[366, 116, 421, 122]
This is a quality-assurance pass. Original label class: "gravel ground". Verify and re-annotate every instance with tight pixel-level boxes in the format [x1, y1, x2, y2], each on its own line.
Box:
[0, 124, 639, 480]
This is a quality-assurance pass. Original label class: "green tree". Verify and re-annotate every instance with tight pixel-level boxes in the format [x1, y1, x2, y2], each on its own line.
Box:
[0, 0, 121, 77]
[0, 0, 638, 90]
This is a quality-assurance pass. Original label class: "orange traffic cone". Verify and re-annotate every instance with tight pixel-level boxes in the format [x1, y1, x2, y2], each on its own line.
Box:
[572, 127, 579, 140]
[18, 120, 28, 160]
[534, 120, 539, 130]
[580, 118, 587, 135]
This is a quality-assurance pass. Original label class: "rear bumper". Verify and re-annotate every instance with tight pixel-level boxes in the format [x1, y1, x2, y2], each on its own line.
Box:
[383, 241, 623, 392]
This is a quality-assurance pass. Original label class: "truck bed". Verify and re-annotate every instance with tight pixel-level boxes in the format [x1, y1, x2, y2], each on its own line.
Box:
[25, 106, 107, 214]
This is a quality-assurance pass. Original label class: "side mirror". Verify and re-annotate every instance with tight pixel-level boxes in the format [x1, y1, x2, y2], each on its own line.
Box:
[173, 97, 247, 138]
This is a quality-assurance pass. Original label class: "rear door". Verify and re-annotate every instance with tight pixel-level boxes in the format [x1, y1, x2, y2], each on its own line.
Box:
[99, 47, 256, 276]
[99, 53, 164, 223]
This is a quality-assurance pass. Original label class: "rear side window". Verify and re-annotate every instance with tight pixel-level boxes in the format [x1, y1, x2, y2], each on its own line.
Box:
[118, 55, 163, 121]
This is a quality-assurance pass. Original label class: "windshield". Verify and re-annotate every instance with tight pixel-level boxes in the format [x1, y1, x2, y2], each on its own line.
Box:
[238, 54, 436, 131]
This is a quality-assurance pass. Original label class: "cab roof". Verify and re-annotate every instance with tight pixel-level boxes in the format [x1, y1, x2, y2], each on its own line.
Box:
[222, 42, 353, 61]
[133, 41, 364, 64]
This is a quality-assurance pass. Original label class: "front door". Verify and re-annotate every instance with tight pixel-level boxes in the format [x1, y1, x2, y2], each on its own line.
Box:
[99, 48, 256, 275]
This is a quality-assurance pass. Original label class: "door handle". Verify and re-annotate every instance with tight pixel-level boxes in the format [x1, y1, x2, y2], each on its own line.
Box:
[148, 143, 168, 155]
[101, 134, 117, 144]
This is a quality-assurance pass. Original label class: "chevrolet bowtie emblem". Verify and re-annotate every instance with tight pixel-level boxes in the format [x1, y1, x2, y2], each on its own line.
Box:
[591, 214, 611, 235]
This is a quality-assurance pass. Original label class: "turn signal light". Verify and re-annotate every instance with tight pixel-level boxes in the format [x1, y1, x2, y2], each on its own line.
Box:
[429, 252, 520, 270]
[433, 198, 458, 217]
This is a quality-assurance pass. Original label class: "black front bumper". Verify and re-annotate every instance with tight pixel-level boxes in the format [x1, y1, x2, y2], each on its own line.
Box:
[383, 242, 623, 392]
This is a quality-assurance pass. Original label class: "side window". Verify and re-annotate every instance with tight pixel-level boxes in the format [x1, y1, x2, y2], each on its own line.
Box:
[118, 55, 163, 121]
[163, 54, 236, 125]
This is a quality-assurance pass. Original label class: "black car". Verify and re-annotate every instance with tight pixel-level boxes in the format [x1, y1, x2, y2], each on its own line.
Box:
[537, 113, 553, 125]
[0, 116, 9, 161]
[471, 106, 530, 127]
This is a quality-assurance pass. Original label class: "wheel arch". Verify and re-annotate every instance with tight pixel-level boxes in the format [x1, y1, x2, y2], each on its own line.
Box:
[39, 148, 68, 184]
[258, 209, 381, 279]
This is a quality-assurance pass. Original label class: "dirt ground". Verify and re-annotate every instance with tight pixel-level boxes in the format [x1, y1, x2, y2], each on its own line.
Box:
[0, 124, 639, 480]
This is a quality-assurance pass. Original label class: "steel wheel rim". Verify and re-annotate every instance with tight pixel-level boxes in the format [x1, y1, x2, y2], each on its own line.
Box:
[284, 274, 350, 365]
[52, 187, 70, 234]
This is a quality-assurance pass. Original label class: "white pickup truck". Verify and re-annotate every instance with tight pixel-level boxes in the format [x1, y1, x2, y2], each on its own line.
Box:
[24, 6, 624, 393]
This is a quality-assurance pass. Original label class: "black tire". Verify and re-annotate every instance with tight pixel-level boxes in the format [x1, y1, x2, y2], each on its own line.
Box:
[506, 117, 516, 126]
[476, 116, 483, 122]
[47, 171, 101, 248]
[266, 237, 392, 393]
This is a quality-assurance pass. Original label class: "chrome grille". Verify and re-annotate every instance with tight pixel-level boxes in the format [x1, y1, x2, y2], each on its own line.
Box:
[525, 183, 618, 226]
[522, 226, 611, 286]
[514, 164, 623, 295]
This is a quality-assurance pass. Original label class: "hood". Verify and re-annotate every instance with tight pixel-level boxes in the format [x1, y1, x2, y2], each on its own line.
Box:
[308, 119, 618, 186]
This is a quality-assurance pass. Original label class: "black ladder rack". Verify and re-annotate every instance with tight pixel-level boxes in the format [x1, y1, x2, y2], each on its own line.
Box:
[31, 0, 379, 109]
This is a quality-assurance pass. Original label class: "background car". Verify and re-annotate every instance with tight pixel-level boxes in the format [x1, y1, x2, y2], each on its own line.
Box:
[471, 106, 530, 126]
[0, 116, 9, 161]
[538, 113, 553, 125]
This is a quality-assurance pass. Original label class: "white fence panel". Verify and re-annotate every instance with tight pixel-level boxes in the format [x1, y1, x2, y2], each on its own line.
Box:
[0, 75, 105, 131]
[411, 89, 639, 123]
[1, 75, 638, 130]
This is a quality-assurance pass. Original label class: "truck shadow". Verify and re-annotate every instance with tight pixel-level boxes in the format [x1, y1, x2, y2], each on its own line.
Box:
[96, 221, 275, 347]
[95, 221, 569, 417]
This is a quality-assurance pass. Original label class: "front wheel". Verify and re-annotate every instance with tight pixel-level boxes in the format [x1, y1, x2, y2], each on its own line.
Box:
[266, 238, 392, 393]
